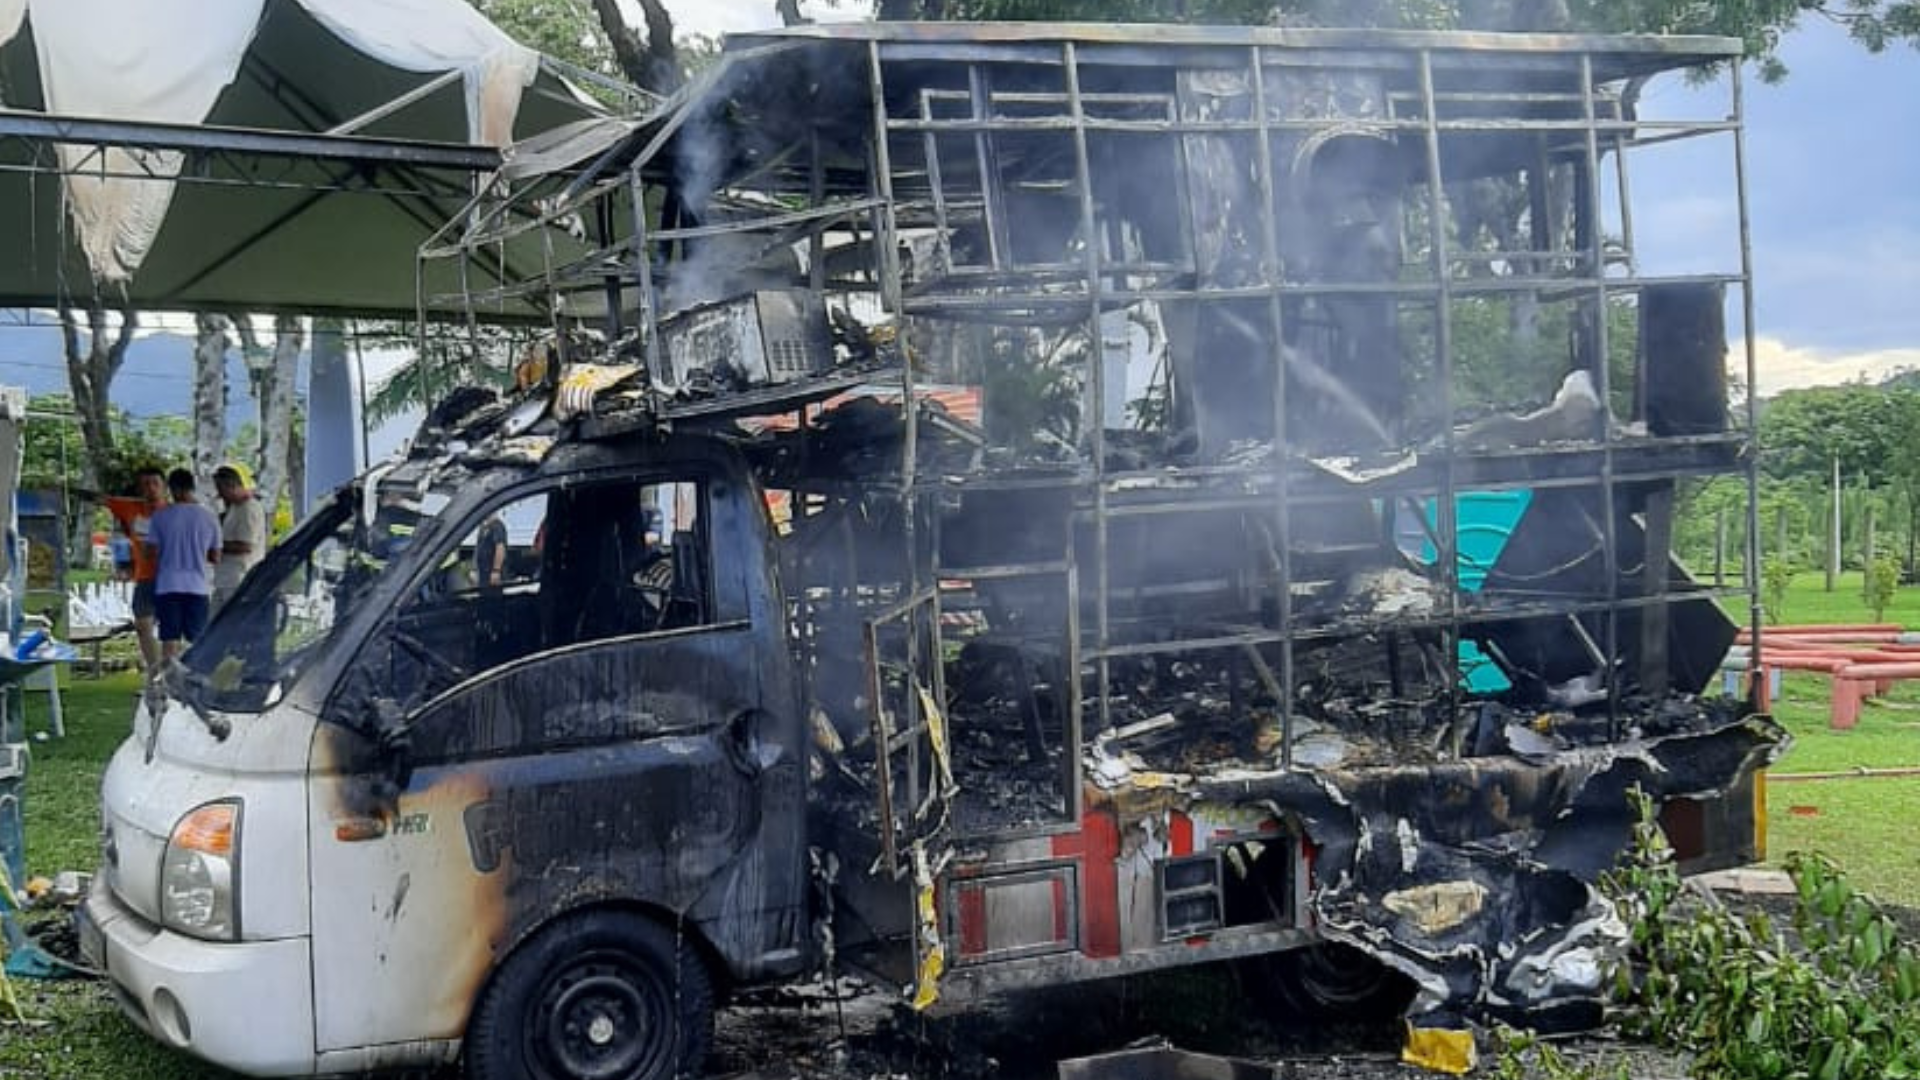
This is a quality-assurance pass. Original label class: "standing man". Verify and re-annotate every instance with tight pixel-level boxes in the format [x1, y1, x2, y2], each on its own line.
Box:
[146, 468, 222, 664]
[103, 466, 167, 674]
[212, 462, 267, 609]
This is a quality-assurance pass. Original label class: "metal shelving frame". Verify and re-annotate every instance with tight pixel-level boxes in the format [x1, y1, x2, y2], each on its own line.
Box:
[426, 24, 1762, 869]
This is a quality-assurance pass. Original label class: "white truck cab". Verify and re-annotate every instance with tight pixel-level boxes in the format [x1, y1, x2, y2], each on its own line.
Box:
[84, 433, 811, 1078]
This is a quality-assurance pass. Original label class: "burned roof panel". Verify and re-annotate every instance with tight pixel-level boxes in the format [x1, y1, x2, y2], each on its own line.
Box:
[583, 21, 1739, 199]
[725, 21, 1743, 77]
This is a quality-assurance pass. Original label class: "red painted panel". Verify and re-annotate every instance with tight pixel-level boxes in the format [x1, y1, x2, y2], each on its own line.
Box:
[1052, 809, 1122, 958]
[958, 883, 988, 956]
[1169, 811, 1194, 857]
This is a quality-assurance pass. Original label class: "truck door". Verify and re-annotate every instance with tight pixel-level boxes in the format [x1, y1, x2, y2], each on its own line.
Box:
[306, 468, 808, 1055]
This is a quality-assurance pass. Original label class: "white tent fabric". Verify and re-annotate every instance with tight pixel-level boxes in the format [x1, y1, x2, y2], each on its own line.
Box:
[283, 0, 539, 145]
[0, 0, 539, 284]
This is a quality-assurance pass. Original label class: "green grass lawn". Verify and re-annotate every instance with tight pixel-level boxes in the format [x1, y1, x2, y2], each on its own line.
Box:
[5, 669, 234, 1079]
[1752, 571, 1920, 907]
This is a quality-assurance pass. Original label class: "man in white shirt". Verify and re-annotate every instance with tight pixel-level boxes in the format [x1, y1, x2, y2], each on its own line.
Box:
[212, 462, 268, 610]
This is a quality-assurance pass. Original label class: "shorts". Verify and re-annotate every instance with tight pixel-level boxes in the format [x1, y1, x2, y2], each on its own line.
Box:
[132, 580, 157, 619]
[154, 593, 210, 644]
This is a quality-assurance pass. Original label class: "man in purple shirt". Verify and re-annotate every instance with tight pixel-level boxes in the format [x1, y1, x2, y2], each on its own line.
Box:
[146, 467, 223, 663]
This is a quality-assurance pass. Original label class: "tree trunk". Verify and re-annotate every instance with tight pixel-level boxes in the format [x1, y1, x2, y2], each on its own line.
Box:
[1827, 454, 1841, 592]
[287, 407, 307, 525]
[590, 0, 681, 94]
[58, 304, 136, 559]
[236, 314, 269, 463]
[1714, 507, 1726, 586]
[776, 0, 804, 25]
[1774, 505, 1786, 566]
[1908, 486, 1917, 581]
[192, 313, 232, 484]
[255, 316, 303, 519]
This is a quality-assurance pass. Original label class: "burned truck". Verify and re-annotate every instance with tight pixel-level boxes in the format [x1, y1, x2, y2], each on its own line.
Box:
[81, 22, 1780, 1080]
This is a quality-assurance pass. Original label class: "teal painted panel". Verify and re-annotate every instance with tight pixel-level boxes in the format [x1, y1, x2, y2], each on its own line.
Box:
[1393, 490, 1535, 692]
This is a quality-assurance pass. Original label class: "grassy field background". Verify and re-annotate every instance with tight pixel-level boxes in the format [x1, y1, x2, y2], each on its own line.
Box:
[4, 571, 1920, 1076]
[1752, 571, 1920, 907]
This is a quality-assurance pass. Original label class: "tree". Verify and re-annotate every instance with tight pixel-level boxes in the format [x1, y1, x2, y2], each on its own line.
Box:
[1562, 0, 1920, 81]
[23, 393, 193, 544]
[592, 0, 684, 92]
[471, 0, 683, 94]
[19, 396, 88, 501]
[234, 316, 303, 521]
[858, 0, 1920, 80]
[1893, 390, 1920, 575]
[1758, 384, 1910, 489]
[1755, 382, 1920, 588]
[1762, 556, 1794, 623]
[193, 313, 234, 483]
[362, 322, 527, 424]
[56, 304, 136, 556]
[1864, 553, 1901, 622]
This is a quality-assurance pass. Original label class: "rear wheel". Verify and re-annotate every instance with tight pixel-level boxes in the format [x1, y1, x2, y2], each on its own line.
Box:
[465, 911, 714, 1080]
[1259, 942, 1416, 1022]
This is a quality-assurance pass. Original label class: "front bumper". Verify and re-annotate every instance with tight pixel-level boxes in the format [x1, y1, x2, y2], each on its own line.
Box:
[79, 874, 317, 1077]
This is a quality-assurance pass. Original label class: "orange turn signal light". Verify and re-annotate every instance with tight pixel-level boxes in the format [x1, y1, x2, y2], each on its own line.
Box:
[171, 803, 237, 857]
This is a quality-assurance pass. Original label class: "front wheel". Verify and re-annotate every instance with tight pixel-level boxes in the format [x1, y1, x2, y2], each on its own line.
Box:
[1257, 942, 1416, 1022]
[465, 911, 714, 1080]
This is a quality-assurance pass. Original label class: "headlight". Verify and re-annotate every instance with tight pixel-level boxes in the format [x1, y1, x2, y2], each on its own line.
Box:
[161, 801, 240, 940]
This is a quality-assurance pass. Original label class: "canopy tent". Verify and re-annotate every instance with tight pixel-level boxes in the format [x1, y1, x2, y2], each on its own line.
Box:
[0, 0, 628, 320]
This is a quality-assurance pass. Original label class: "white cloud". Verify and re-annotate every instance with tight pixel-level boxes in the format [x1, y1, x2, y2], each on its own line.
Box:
[1735, 336, 1920, 397]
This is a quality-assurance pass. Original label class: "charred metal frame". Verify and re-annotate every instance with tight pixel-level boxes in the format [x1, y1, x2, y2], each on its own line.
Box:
[425, 21, 1767, 1010]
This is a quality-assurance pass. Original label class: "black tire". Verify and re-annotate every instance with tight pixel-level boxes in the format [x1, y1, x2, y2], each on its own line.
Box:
[465, 911, 714, 1080]
[1259, 942, 1417, 1022]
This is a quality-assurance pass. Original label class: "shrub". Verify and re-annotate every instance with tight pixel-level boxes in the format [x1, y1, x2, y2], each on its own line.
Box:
[1606, 790, 1920, 1079]
[1864, 554, 1901, 623]
[1762, 560, 1796, 624]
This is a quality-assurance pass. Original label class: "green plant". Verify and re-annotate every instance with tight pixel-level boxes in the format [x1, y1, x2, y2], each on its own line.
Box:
[1864, 554, 1902, 623]
[980, 327, 1084, 453]
[1491, 1025, 1627, 1080]
[1606, 789, 1920, 1079]
[1763, 558, 1796, 624]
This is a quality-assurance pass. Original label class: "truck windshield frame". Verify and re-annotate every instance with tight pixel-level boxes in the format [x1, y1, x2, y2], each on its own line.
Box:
[178, 477, 454, 714]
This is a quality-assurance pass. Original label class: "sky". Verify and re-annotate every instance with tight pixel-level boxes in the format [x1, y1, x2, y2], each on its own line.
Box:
[1629, 16, 1920, 394]
[676, 2, 1920, 396]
